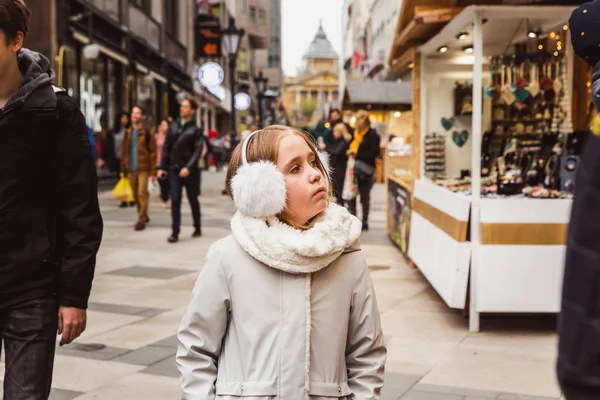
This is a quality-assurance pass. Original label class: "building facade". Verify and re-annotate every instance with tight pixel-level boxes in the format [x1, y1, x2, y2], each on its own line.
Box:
[283, 23, 339, 128]
[26, 0, 196, 136]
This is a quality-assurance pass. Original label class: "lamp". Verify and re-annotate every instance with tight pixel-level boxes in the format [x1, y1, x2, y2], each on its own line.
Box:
[221, 17, 245, 136]
[254, 71, 269, 127]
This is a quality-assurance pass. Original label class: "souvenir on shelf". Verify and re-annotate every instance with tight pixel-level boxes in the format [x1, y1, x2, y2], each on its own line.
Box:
[424, 133, 446, 179]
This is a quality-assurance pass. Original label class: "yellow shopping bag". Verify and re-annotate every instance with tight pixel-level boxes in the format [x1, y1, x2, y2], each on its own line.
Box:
[112, 174, 135, 202]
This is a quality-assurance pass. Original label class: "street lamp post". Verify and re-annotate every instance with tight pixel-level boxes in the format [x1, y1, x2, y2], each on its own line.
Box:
[254, 71, 268, 128]
[221, 17, 245, 136]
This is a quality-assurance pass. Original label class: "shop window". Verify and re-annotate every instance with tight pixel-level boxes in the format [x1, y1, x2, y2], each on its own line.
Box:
[79, 54, 107, 133]
[134, 74, 157, 131]
[249, 6, 256, 20]
[130, 0, 151, 14]
[164, 0, 178, 36]
[62, 46, 78, 99]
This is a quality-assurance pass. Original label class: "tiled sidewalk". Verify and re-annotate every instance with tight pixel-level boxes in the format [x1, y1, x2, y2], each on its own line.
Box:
[0, 172, 562, 399]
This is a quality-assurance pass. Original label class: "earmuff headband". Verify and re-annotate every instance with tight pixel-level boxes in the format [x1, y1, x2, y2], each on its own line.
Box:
[241, 130, 261, 165]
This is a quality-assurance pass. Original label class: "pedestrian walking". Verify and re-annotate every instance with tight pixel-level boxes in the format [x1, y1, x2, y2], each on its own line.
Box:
[121, 105, 157, 231]
[101, 111, 131, 207]
[0, 1, 103, 398]
[155, 119, 170, 209]
[159, 98, 204, 243]
[557, 3, 600, 399]
[210, 132, 225, 171]
[176, 125, 386, 399]
[326, 122, 353, 205]
[346, 109, 380, 231]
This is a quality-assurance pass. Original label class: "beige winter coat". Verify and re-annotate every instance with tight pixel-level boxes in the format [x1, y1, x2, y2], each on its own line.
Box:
[177, 204, 386, 400]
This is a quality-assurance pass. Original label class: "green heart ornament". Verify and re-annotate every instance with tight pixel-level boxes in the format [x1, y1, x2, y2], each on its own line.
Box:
[452, 130, 469, 147]
[441, 117, 455, 131]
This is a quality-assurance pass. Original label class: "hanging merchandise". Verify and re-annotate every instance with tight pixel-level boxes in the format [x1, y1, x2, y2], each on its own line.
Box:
[512, 63, 530, 103]
[452, 130, 469, 147]
[502, 64, 517, 105]
[441, 117, 455, 131]
[528, 64, 540, 97]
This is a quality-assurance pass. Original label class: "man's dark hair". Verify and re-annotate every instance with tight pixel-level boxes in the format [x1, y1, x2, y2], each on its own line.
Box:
[132, 105, 146, 115]
[182, 97, 199, 111]
[0, 0, 31, 44]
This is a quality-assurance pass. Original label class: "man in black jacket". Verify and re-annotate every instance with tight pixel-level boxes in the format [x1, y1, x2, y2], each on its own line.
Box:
[0, 1, 103, 398]
[159, 98, 204, 243]
[557, 2, 600, 398]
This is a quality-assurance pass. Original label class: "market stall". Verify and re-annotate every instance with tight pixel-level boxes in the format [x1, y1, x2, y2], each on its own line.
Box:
[407, 5, 584, 331]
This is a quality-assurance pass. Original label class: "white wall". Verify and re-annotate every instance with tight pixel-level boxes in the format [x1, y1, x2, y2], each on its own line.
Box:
[369, 0, 401, 71]
[424, 62, 492, 178]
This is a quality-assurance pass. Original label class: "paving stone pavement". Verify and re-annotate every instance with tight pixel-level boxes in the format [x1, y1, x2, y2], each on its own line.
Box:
[0, 171, 563, 399]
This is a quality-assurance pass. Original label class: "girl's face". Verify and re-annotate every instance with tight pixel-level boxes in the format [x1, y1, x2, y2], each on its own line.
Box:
[276, 134, 327, 227]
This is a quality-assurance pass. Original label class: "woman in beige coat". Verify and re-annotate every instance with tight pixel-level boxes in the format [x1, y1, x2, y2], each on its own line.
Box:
[177, 126, 386, 400]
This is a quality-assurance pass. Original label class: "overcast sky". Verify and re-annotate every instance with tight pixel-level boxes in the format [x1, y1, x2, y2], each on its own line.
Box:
[281, 0, 344, 77]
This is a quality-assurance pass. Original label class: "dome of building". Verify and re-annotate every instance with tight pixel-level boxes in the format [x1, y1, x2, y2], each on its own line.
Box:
[303, 21, 338, 59]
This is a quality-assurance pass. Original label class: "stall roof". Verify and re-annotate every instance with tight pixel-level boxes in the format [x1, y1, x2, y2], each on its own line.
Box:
[343, 81, 412, 109]
[420, 5, 575, 56]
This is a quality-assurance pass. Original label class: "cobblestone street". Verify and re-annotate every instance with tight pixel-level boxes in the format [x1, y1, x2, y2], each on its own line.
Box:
[1, 172, 562, 399]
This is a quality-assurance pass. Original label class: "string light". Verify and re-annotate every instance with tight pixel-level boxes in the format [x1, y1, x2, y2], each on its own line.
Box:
[554, 51, 559, 57]
[556, 35, 560, 40]
[563, 25, 568, 31]
[538, 44, 543, 50]
[587, 81, 592, 88]
[550, 32, 556, 39]
[557, 45, 562, 51]
[557, 41, 562, 46]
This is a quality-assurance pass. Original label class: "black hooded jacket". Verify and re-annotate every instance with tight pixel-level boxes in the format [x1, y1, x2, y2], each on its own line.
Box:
[557, 61, 600, 399]
[0, 49, 103, 309]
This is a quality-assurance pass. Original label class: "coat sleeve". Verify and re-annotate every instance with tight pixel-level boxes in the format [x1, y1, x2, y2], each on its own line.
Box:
[346, 258, 387, 399]
[185, 127, 205, 170]
[148, 131, 158, 177]
[160, 126, 174, 171]
[121, 130, 130, 174]
[177, 244, 231, 400]
[55, 96, 103, 309]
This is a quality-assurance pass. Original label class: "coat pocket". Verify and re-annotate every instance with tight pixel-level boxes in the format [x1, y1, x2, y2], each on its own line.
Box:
[215, 380, 277, 399]
[309, 382, 352, 398]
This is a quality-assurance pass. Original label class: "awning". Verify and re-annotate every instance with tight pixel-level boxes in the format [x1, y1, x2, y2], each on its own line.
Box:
[343, 81, 411, 110]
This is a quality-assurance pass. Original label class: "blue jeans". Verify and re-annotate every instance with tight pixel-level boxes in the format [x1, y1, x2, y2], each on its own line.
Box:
[0, 297, 58, 399]
[169, 167, 201, 236]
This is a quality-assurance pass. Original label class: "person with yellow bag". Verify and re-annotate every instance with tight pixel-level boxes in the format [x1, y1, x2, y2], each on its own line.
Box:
[120, 105, 157, 231]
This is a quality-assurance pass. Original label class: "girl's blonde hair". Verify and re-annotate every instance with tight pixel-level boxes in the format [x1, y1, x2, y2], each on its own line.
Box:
[226, 125, 332, 229]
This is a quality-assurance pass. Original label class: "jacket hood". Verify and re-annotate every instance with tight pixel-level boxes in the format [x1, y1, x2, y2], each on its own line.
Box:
[231, 202, 362, 274]
[6, 49, 54, 109]
[593, 61, 600, 112]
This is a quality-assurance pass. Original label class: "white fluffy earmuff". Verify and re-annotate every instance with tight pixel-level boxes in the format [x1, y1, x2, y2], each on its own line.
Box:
[230, 129, 331, 218]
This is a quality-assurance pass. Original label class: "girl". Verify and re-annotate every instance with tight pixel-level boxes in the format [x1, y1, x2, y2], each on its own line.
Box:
[177, 125, 386, 399]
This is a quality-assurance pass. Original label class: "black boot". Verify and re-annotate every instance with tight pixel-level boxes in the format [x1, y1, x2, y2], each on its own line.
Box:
[192, 228, 202, 238]
[168, 234, 179, 243]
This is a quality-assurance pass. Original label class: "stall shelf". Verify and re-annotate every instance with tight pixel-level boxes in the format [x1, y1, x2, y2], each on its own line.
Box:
[408, 5, 576, 332]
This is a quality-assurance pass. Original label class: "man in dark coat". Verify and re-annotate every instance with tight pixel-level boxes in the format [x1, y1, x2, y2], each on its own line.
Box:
[0, 1, 103, 398]
[557, 2, 600, 398]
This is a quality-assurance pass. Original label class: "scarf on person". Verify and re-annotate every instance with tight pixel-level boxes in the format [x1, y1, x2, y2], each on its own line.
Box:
[349, 127, 369, 153]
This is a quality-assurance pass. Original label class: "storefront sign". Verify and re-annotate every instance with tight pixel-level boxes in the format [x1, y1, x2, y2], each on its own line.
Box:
[234, 93, 251, 111]
[198, 62, 224, 87]
[195, 1, 221, 58]
[68, 76, 103, 132]
[387, 179, 412, 254]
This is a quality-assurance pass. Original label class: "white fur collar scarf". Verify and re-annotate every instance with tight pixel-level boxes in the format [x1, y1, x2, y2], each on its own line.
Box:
[231, 203, 362, 273]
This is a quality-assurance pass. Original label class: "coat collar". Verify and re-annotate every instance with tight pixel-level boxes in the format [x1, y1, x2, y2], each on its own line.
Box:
[231, 203, 362, 274]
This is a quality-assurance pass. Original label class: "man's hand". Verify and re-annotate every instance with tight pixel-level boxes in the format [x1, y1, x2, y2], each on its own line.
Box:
[157, 170, 165, 179]
[58, 306, 87, 346]
[97, 158, 105, 168]
[179, 167, 190, 178]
